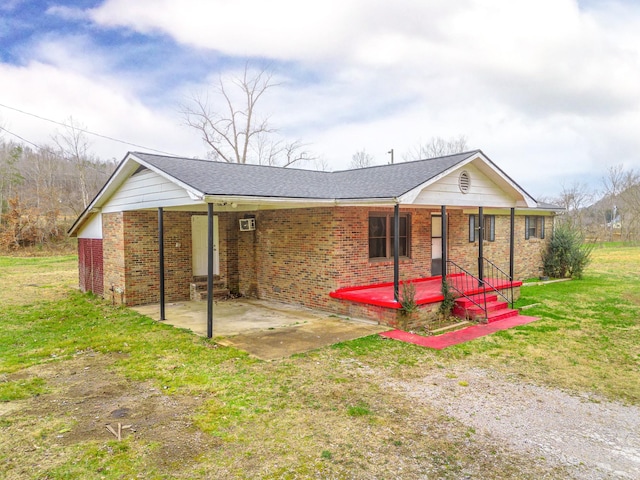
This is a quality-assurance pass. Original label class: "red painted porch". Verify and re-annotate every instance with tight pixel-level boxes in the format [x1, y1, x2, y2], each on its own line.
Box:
[329, 273, 522, 309]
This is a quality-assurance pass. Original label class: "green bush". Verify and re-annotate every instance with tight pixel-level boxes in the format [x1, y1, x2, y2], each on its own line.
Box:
[438, 280, 456, 318]
[543, 223, 593, 279]
[399, 280, 418, 315]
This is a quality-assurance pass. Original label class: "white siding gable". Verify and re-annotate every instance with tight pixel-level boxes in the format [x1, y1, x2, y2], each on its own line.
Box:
[102, 168, 204, 213]
[77, 212, 102, 239]
[412, 164, 519, 208]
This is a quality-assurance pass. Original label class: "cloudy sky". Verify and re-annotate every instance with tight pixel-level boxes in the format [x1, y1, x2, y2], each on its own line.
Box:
[1, 0, 639, 198]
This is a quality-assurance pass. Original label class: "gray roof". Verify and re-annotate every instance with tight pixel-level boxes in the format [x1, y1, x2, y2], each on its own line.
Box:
[133, 150, 480, 200]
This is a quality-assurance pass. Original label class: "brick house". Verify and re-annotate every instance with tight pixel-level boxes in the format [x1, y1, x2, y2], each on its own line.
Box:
[68, 150, 559, 332]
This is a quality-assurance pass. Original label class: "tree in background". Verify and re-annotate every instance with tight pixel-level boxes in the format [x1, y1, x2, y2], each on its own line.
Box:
[403, 135, 468, 161]
[350, 149, 375, 169]
[553, 181, 594, 236]
[602, 164, 640, 242]
[0, 135, 116, 251]
[182, 64, 313, 167]
[0, 143, 24, 226]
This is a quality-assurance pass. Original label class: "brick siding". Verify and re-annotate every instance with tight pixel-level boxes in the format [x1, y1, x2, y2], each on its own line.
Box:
[101, 206, 550, 321]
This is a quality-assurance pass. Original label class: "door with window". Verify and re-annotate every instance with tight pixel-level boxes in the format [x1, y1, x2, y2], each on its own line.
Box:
[431, 214, 444, 276]
[191, 215, 219, 276]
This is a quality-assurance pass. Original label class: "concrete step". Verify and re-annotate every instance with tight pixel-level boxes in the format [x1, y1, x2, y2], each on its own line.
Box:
[192, 280, 226, 291]
[190, 279, 229, 301]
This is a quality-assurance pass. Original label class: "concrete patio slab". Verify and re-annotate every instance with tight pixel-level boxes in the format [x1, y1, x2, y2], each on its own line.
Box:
[132, 298, 389, 360]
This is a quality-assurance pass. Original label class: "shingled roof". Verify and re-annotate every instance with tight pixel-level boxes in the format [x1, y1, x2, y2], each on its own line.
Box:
[69, 149, 547, 236]
[132, 150, 480, 200]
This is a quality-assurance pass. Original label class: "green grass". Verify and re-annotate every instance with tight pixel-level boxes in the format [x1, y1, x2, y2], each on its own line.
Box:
[0, 246, 639, 478]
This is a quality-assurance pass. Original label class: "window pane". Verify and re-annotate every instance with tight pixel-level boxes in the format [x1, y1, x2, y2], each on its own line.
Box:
[390, 238, 408, 256]
[432, 215, 442, 237]
[469, 215, 477, 242]
[369, 216, 386, 237]
[369, 238, 386, 258]
[399, 237, 408, 256]
[369, 216, 386, 258]
[483, 215, 494, 242]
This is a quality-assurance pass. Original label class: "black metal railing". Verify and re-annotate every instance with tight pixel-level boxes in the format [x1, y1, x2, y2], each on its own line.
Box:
[446, 259, 488, 322]
[482, 257, 514, 308]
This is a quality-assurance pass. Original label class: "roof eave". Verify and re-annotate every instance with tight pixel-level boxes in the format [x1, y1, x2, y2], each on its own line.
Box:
[68, 152, 207, 236]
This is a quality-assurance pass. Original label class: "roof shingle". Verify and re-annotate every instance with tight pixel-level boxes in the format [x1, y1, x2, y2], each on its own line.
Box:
[132, 150, 479, 200]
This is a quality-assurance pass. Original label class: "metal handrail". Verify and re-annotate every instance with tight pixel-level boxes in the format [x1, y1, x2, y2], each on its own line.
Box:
[482, 257, 514, 308]
[446, 259, 488, 322]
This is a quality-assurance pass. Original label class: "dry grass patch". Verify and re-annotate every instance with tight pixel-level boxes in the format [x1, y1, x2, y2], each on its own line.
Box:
[0, 256, 77, 306]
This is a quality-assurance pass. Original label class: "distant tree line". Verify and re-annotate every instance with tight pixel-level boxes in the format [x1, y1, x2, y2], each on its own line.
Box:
[550, 165, 640, 243]
[0, 137, 116, 251]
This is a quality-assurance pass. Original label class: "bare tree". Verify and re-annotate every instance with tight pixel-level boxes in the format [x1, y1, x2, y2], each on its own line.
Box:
[403, 135, 468, 161]
[618, 169, 640, 241]
[53, 117, 93, 209]
[602, 164, 625, 241]
[183, 64, 312, 167]
[312, 156, 331, 172]
[350, 149, 375, 169]
[0, 143, 24, 225]
[553, 181, 595, 235]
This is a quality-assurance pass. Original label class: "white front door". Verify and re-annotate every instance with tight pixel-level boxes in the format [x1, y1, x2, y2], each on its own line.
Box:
[191, 215, 219, 276]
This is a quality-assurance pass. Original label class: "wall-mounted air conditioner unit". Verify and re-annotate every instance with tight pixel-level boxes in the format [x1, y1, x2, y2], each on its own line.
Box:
[239, 218, 256, 231]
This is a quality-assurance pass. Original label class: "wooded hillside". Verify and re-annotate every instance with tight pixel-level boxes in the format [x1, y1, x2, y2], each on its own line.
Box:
[0, 139, 116, 251]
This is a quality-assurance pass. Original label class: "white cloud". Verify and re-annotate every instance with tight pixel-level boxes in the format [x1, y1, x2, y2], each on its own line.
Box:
[0, 61, 206, 161]
[3, 0, 640, 198]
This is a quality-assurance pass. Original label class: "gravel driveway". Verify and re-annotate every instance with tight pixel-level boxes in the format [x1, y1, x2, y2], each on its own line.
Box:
[387, 367, 640, 479]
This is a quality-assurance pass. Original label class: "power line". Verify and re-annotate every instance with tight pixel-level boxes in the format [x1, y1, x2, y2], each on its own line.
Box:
[0, 102, 181, 156]
[0, 126, 41, 150]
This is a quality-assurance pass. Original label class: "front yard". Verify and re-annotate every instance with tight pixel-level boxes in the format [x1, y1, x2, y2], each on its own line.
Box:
[0, 245, 639, 479]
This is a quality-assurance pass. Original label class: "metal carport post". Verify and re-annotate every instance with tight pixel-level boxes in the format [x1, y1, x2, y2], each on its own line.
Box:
[207, 202, 214, 338]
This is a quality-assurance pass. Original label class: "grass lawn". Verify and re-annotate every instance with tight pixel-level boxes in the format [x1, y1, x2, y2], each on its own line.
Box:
[0, 245, 638, 478]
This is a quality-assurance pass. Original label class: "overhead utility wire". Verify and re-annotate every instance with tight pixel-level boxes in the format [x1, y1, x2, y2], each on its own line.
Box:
[0, 125, 41, 150]
[0, 102, 180, 156]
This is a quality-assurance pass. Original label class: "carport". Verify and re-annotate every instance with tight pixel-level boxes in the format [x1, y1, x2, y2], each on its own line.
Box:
[132, 298, 389, 360]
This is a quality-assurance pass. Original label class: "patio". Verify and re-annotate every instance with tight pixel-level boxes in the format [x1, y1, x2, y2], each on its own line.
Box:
[132, 298, 389, 360]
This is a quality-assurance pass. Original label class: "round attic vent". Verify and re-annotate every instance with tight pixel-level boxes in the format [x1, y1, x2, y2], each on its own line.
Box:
[459, 170, 471, 193]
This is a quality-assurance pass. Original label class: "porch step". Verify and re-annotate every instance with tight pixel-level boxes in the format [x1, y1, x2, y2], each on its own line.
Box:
[453, 295, 518, 323]
[190, 279, 229, 301]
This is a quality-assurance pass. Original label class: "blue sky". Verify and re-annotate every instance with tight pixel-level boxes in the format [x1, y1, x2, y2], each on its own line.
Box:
[1, 0, 640, 198]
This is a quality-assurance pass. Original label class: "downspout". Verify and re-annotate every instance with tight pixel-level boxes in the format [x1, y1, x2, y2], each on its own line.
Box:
[207, 203, 214, 339]
[158, 207, 166, 321]
[393, 202, 400, 303]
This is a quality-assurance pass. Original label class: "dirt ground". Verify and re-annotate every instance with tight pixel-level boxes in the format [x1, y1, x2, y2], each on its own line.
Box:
[3, 352, 217, 478]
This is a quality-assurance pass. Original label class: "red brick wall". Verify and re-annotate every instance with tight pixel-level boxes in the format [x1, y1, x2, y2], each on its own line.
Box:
[449, 212, 550, 280]
[236, 207, 549, 318]
[102, 211, 194, 306]
[246, 208, 336, 308]
[101, 206, 550, 315]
